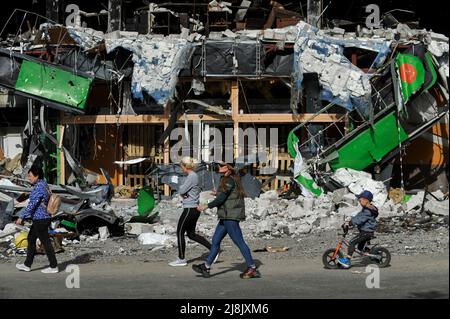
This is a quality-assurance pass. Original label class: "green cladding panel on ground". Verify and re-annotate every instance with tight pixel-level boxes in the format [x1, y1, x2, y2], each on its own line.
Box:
[329, 112, 409, 171]
[14, 60, 93, 110]
[138, 186, 156, 216]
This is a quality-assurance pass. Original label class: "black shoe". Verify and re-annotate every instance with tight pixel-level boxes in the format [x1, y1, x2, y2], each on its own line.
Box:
[192, 263, 210, 278]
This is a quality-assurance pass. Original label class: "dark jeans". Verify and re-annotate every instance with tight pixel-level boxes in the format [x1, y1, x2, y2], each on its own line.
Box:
[177, 208, 212, 260]
[206, 219, 255, 268]
[348, 231, 374, 256]
[25, 219, 58, 268]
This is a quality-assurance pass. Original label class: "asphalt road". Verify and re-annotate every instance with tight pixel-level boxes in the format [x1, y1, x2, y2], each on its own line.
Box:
[0, 252, 448, 299]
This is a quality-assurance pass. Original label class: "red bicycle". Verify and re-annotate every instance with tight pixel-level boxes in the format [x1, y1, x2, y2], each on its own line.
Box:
[322, 225, 391, 269]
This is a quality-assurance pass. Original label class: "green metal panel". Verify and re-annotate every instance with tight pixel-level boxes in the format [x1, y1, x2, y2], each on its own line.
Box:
[137, 186, 156, 216]
[329, 112, 409, 171]
[15, 60, 92, 110]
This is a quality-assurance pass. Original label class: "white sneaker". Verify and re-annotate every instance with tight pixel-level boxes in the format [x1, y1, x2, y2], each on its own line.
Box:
[169, 258, 187, 267]
[41, 267, 59, 274]
[213, 252, 220, 264]
[16, 263, 31, 272]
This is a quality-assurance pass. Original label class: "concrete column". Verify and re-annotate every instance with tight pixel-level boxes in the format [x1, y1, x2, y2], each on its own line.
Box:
[108, 0, 122, 32]
[307, 0, 322, 28]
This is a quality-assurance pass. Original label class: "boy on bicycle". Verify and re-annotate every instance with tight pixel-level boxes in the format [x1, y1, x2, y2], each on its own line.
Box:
[338, 190, 378, 269]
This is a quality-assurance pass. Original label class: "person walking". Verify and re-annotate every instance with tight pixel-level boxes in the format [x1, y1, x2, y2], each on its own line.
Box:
[192, 162, 261, 279]
[169, 157, 213, 267]
[15, 165, 58, 273]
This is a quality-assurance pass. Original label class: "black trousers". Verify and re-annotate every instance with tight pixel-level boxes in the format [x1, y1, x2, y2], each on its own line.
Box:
[25, 219, 58, 268]
[348, 231, 374, 256]
[177, 208, 212, 260]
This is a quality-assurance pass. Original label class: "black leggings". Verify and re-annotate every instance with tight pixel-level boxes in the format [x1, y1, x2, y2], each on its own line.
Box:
[348, 231, 374, 256]
[25, 219, 58, 268]
[177, 208, 211, 260]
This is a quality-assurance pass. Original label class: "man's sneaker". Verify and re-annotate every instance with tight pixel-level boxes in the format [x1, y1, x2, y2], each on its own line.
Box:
[169, 258, 187, 267]
[240, 267, 261, 279]
[16, 263, 31, 272]
[41, 267, 59, 274]
[192, 263, 210, 278]
[337, 257, 351, 269]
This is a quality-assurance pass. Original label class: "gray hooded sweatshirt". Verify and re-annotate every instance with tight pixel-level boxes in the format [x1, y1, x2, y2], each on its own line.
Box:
[178, 171, 201, 208]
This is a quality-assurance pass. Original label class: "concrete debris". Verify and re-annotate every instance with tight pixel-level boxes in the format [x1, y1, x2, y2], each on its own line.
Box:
[98, 226, 110, 241]
[138, 233, 175, 246]
[424, 199, 449, 216]
[431, 190, 448, 201]
[404, 191, 425, 213]
[294, 21, 377, 113]
[65, 25, 105, 50]
[222, 29, 236, 38]
[105, 35, 192, 105]
[256, 220, 275, 234]
[125, 222, 154, 235]
[332, 168, 388, 207]
[208, 0, 232, 14]
[64, 25, 193, 106]
[0, 223, 26, 240]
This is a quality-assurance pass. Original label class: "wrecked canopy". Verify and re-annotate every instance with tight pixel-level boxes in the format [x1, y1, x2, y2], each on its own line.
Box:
[293, 21, 388, 116]
[67, 26, 194, 106]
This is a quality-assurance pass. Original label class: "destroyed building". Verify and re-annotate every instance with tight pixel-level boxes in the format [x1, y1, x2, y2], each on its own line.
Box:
[0, 1, 448, 247]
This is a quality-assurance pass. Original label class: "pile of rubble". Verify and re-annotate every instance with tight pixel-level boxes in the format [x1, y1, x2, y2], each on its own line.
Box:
[1, 168, 447, 257]
[114, 168, 448, 247]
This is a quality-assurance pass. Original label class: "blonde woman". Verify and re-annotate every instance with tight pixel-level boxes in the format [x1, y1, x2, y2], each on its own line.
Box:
[169, 157, 213, 266]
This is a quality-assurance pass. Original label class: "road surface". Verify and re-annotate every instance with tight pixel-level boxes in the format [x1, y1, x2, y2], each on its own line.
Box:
[0, 252, 448, 299]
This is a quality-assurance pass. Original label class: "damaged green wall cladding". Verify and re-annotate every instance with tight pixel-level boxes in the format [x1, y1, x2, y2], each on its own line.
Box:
[329, 112, 408, 171]
[15, 60, 93, 109]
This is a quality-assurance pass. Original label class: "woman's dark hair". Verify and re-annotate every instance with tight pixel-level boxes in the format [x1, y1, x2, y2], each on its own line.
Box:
[219, 164, 246, 198]
[28, 165, 44, 179]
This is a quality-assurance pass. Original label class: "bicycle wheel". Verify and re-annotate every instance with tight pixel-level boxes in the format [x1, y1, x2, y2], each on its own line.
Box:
[322, 248, 344, 269]
[369, 246, 391, 268]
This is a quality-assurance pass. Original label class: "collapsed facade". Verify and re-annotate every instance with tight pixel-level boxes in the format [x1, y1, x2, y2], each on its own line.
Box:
[0, 1, 448, 248]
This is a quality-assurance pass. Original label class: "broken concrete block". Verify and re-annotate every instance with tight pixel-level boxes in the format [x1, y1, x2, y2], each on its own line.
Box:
[0, 223, 23, 239]
[260, 190, 278, 200]
[256, 220, 275, 234]
[332, 168, 388, 207]
[296, 196, 315, 211]
[98, 226, 110, 240]
[295, 222, 312, 234]
[331, 188, 348, 205]
[319, 215, 343, 229]
[341, 193, 359, 207]
[287, 204, 308, 220]
[337, 206, 360, 218]
[404, 191, 425, 213]
[424, 199, 449, 216]
[431, 190, 448, 201]
[378, 199, 403, 218]
[222, 29, 236, 38]
[152, 224, 176, 235]
[125, 222, 154, 235]
[138, 233, 172, 245]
